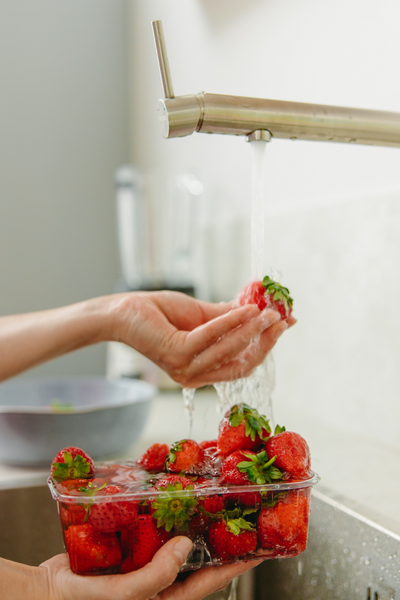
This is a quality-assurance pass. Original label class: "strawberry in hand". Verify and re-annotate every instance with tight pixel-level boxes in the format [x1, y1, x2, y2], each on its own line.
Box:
[217, 403, 271, 458]
[238, 275, 293, 321]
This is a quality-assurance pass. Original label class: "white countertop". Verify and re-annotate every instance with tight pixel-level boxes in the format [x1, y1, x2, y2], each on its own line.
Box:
[1, 388, 400, 536]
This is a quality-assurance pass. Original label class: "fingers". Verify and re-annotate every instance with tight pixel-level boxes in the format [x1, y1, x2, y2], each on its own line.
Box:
[184, 305, 261, 357]
[183, 309, 280, 377]
[111, 537, 193, 600]
[160, 560, 263, 600]
[183, 320, 289, 387]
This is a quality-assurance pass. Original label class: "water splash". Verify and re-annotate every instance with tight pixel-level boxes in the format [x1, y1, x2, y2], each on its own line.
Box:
[213, 140, 276, 426]
[214, 352, 275, 425]
[182, 387, 196, 438]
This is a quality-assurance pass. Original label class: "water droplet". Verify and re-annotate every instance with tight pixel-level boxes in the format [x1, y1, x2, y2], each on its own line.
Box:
[343, 548, 349, 554]
[331, 558, 337, 565]
[310, 578, 318, 587]
[374, 536, 379, 542]
[362, 541, 367, 547]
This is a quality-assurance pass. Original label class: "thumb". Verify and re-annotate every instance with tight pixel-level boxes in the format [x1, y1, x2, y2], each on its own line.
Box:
[123, 537, 193, 600]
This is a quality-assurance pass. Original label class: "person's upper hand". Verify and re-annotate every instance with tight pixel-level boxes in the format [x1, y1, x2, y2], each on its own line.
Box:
[111, 291, 295, 388]
[40, 536, 261, 600]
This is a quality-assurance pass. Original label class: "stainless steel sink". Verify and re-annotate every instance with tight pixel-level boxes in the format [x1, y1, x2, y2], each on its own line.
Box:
[253, 490, 400, 600]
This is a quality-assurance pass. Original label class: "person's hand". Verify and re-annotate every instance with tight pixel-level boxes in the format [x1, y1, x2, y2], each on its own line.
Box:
[110, 291, 295, 387]
[40, 537, 262, 600]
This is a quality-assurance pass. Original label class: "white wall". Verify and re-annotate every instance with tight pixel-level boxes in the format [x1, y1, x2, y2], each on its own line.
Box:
[129, 0, 400, 216]
[0, 0, 129, 377]
[128, 1, 400, 454]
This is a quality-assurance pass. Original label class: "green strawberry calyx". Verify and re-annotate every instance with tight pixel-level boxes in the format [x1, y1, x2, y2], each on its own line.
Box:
[152, 482, 197, 532]
[237, 450, 284, 484]
[51, 451, 92, 482]
[274, 424, 286, 435]
[262, 276, 293, 313]
[226, 517, 256, 536]
[165, 440, 186, 467]
[228, 403, 271, 442]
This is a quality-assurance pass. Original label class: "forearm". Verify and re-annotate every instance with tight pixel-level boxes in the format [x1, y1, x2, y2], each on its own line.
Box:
[0, 558, 48, 600]
[0, 297, 117, 382]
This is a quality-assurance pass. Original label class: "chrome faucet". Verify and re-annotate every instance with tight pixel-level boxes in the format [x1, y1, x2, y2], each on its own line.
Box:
[152, 20, 400, 147]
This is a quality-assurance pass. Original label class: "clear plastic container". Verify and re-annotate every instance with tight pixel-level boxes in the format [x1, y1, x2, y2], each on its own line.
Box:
[48, 460, 319, 576]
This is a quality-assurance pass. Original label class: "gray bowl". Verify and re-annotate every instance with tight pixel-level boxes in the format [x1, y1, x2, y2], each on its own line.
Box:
[0, 377, 155, 466]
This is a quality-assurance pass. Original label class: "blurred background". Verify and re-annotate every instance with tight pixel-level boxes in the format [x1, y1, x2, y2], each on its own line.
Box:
[1, 0, 400, 451]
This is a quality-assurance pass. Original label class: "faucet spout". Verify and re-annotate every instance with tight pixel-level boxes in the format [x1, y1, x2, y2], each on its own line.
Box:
[152, 20, 400, 148]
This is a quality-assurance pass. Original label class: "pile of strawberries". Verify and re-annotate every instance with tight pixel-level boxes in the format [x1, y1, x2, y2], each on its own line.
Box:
[49, 403, 314, 576]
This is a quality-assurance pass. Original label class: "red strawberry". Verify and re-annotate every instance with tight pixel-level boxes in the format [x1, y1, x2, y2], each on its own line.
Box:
[165, 439, 205, 474]
[203, 495, 225, 514]
[59, 502, 87, 528]
[208, 519, 257, 559]
[237, 280, 268, 310]
[120, 515, 171, 572]
[137, 443, 170, 472]
[200, 440, 218, 450]
[266, 429, 311, 479]
[89, 485, 139, 533]
[227, 491, 262, 509]
[220, 451, 257, 486]
[152, 477, 198, 533]
[217, 404, 271, 458]
[51, 447, 94, 482]
[191, 494, 224, 537]
[155, 474, 194, 490]
[238, 276, 293, 320]
[221, 449, 284, 486]
[257, 491, 310, 551]
[65, 523, 121, 574]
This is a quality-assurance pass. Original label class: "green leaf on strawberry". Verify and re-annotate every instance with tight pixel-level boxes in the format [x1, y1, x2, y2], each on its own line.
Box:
[262, 276, 293, 313]
[226, 517, 256, 536]
[228, 404, 271, 442]
[151, 483, 198, 533]
[274, 424, 286, 435]
[237, 450, 284, 484]
[51, 451, 92, 482]
[166, 441, 184, 465]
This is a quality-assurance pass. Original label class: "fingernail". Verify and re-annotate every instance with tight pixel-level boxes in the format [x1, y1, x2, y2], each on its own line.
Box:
[272, 321, 288, 341]
[173, 537, 193, 563]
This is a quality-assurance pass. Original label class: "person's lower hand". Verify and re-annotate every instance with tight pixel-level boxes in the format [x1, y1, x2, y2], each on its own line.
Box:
[109, 291, 295, 387]
[40, 537, 262, 600]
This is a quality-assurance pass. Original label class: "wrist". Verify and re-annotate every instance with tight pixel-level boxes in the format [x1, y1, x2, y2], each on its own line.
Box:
[85, 292, 145, 345]
[0, 558, 49, 600]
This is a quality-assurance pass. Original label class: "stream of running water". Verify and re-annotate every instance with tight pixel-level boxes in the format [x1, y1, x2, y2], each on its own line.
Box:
[183, 138, 276, 434]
